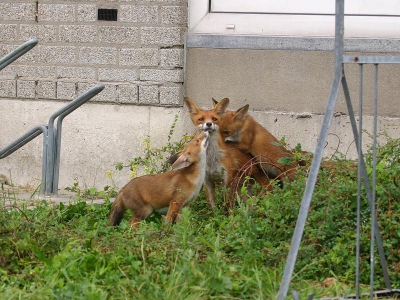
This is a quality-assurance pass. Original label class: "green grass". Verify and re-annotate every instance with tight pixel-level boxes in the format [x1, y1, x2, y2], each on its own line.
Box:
[1, 136, 399, 299]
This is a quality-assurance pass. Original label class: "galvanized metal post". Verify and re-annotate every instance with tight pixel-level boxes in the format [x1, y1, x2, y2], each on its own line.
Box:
[50, 84, 105, 194]
[356, 63, 363, 299]
[276, 1, 345, 298]
[277, 0, 400, 297]
[342, 69, 392, 292]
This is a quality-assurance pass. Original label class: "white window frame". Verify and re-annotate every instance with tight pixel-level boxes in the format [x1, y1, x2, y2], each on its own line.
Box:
[188, 0, 400, 39]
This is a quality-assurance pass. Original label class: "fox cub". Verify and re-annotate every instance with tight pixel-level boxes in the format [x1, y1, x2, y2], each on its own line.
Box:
[217, 101, 298, 182]
[109, 131, 209, 226]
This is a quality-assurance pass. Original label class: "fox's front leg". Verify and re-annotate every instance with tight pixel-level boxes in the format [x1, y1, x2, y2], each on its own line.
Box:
[224, 169, 242, 212]
[166, 200, 182, 223]
[204, 177, 216, 208]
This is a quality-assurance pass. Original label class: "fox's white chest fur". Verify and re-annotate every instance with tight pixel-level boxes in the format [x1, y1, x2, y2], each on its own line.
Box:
[206, 131, 225, 181]
[183, 145, 208, 206]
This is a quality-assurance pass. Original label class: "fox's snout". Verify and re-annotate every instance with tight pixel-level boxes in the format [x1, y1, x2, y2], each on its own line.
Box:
[200, 122, 216, 132]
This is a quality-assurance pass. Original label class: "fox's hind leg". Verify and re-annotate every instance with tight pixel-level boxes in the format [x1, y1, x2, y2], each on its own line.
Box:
[126, 200, 154, 227]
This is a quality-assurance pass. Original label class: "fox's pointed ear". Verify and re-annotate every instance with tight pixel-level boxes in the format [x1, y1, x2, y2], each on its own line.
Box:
[234, 104, 249, 123]
[214, 98, 230, 115]
[184, 97, 200, 115]
[168, 151, 182, 166]
[212, 98, 218, 106]
[171, 154, 192, 170]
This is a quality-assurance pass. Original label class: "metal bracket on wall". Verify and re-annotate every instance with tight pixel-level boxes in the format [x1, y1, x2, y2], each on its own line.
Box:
[277, 0, 400, 299]
[0, 39, 105, 195]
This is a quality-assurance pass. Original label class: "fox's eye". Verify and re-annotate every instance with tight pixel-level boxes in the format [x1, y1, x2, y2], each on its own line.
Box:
[212, 118, 218, 122]
[198, 118, 204, 121]
[223, 130, 230, 135]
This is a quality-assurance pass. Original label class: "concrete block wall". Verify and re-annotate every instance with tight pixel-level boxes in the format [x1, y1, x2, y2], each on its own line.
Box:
[0, 0, 191, 192]
[0, 0, 187, 106]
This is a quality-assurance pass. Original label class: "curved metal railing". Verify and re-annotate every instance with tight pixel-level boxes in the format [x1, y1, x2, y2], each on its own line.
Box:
[0, 39, 105, 195]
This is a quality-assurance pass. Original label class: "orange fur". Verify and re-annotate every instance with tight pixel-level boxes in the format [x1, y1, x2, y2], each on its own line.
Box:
[184, 97, 272, 208]
[109, 131, 209, 226]
[218, 103, 298, 181]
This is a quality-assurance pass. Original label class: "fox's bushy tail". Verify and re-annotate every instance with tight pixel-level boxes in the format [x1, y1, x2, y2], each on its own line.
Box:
[108, 196, 126, 226]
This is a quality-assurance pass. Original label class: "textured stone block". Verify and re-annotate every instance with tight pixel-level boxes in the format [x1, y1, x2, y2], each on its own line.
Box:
[141, 27, 184, 46]
[60, 25, 97, 43]
[37, 81, 56, 99]
[0, 45, 14, 58]
[160, 85, 183, 106]
[18, 66, 57, 79]
[20, 25, 57, 43]
[139, 85, 159, 105]
[0, 80, 16, 98]
[79, 47, 117, 65]
[157, 0, 186, 2]
[99, 68, 137, 82]
[1, 3, 36, 21]
[17, 80, 36, 99]
[38, 46, 76, 64]
[160, 48, 184, 67]
[140, 69, 183, 83]
[78, 4, 97, 22]
[58, 67, 96, 80]
[99, 26, 139, 44]
[120, 6, 158, 23]
[77, 82, 117, 103]
[38, 4, 75, 22]
[8, 46, 36, 64]
[119, 48, 158, 66]
[161, 6, 187, 25]
[118, 84, 138, 104]
[57, 81, 76, 100]
[0, 25, 17, 42]
[0, 65, 17, 79]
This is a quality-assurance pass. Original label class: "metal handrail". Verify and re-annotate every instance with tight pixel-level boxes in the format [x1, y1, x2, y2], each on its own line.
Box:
[0, 40, 105, 195]
[0, 125, 49, 195]
[47, 83, 105, 194]
[0, 38, 38, 71]
[1, 84, 105, 195]
[0, 125, 48, 159]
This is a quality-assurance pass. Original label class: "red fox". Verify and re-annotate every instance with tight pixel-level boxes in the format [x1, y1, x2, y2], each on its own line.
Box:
[217, 102, 298, 182]
[184, 97, 228, 207]
[108, 131, 209, 227]
[184, 97, 272, 207]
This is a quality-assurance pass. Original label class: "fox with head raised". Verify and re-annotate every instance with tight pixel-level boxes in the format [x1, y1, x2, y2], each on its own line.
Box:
[109, 131, 209, 227]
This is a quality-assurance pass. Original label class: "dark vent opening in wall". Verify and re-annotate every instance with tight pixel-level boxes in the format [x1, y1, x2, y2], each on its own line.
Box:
[98, 9, 118, 21]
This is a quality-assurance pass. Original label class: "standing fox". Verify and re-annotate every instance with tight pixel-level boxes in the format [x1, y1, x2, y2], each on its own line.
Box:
[108, 131, 209, 226]
[184, 97, 229, 207]
[184, 97, 272, 208]
[217, 102, 298, 181]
